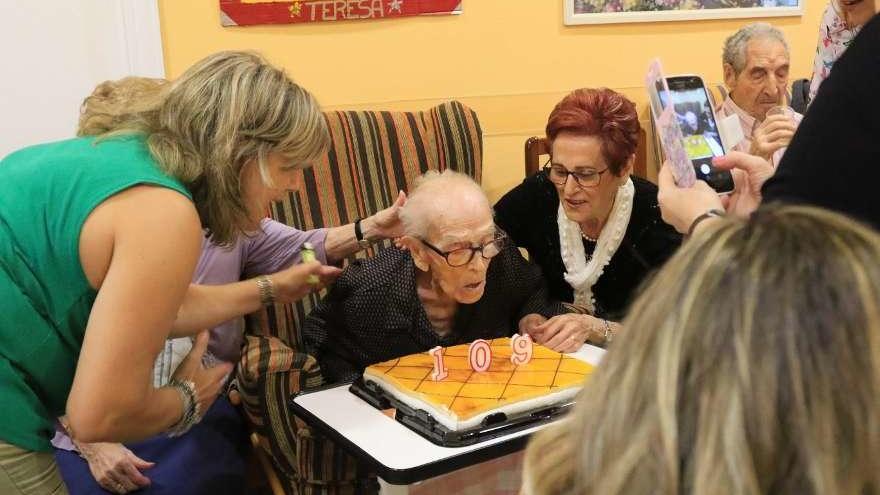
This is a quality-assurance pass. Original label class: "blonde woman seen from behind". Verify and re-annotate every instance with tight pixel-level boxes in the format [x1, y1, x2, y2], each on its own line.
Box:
[524, 205, 880, 495]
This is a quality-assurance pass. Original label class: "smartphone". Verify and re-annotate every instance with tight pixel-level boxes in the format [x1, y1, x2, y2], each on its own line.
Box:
[663, 75, 734, 194]
[646, 60, 695, 188]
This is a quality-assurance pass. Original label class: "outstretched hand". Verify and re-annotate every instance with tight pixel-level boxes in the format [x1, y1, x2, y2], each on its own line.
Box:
[367, 190, 407, 240]
[270, 261, 343, 303]
[526, 314, 600, 353]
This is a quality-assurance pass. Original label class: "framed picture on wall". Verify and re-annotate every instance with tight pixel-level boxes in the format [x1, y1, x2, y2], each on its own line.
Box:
[564, 0, 802, 25]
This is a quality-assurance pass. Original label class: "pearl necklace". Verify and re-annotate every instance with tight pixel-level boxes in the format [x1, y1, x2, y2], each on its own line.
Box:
[580, 230, 598, 243]
[558, 178, 634, 313]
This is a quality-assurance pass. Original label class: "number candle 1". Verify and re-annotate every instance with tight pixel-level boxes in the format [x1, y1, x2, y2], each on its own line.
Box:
[428, 346, 448, 381]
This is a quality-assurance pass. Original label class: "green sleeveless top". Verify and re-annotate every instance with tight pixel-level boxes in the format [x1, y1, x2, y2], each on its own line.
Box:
[0, 136, 191, 451]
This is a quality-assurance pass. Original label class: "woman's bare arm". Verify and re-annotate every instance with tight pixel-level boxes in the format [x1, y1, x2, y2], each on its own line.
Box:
[67, 186, 204, 443]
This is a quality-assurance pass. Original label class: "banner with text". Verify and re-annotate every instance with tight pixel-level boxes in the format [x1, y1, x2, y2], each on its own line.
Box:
[221, 0, 462, 26]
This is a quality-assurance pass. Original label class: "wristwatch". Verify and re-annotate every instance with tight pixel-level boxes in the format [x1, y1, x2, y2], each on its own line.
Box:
[354, 218, 372, 249]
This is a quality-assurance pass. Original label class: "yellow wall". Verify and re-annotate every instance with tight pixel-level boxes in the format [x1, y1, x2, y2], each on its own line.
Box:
[159, 0, 824, 202]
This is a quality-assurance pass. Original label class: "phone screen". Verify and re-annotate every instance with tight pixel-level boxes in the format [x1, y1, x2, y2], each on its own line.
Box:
[661, 76, 734, 193]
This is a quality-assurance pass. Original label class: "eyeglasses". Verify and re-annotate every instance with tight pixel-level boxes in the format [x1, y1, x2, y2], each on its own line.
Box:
[419, 235, 506, 267]
[543, 159, 608, 188]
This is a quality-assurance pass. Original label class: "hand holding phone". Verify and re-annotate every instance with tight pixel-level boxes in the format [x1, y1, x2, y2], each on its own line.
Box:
[646, 61, 734, 194]
[646, 60, 695, 188]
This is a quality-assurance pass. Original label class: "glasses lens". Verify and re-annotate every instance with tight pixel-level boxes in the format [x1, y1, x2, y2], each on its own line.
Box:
[576, 172, 600, 187]
[482, 240, 502, 259]
[446, 249, 474, 267]
[547, 166, 568, 185]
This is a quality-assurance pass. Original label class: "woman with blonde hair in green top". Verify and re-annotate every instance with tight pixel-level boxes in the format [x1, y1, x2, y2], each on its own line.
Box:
[523, 205, 880, 495]
[0, 51, 340, 494]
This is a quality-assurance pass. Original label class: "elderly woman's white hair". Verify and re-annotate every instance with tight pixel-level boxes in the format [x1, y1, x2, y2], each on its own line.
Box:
[398, 170, 490, 239]
[722, 22, 790, 75]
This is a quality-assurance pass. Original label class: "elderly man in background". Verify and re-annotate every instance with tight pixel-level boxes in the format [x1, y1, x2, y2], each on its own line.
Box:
[719, 22, 802, 166]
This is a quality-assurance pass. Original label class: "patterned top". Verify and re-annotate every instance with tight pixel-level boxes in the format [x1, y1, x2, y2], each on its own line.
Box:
[810, 3, 862, 103]
[303, 245, 567, 384]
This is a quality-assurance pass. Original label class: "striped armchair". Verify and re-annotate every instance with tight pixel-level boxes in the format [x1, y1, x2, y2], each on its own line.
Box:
[236, 101, 483, 494]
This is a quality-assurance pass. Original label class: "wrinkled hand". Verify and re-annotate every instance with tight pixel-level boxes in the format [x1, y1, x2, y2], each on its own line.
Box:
[270, 261, 343, 303]
[171, 331, 233, 417]
[749, 114, 796, 160]
[529, 314, 601, 353]
[517, 313, 547, 337]
[657, 163, 724, 234]
[78, 442, 153, 494]
[365, 190, 407, 240]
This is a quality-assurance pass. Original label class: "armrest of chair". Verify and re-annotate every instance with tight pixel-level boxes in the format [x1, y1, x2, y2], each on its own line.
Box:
[236, 335, 322, 481]
[237, 335, 323, 432]
[236, 335, 370, 493]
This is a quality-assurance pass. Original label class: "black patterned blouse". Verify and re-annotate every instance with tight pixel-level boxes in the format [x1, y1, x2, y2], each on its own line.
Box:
[493, 173, 682, 321]
[303, 245, 566, 384]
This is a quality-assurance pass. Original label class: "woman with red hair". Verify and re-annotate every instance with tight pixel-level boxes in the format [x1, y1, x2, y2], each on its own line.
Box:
[494, 88, 681, 351]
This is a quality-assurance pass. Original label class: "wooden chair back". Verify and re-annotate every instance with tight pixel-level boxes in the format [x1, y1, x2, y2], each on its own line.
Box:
[524, 127, 648, 179]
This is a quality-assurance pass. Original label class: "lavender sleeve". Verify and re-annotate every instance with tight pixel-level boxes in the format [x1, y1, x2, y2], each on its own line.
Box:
[52, 220, 330, 452]
[242, 219, 329, 278]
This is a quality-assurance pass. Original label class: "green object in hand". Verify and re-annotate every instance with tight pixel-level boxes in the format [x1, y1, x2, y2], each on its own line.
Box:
[301, 242, 319, 284]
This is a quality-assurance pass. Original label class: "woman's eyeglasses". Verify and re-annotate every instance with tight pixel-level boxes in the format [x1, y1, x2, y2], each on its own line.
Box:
[543, 159, 608, 188]
[419, 235, 506, 267]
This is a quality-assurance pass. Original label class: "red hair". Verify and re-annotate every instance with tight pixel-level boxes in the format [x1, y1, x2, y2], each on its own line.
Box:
[545, 88, 640, 175]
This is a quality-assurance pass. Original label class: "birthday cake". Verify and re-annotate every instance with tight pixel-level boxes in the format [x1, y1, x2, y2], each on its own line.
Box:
[360, 337, 593, 432]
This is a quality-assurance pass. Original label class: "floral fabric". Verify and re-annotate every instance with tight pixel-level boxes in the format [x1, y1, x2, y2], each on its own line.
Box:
[810, 3, 862, 102]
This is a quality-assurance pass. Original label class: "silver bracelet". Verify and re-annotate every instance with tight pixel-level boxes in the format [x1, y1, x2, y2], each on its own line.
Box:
[166, 379, 201, 437]
[255, 275, 275, 306]
[602, 319, 614, 345]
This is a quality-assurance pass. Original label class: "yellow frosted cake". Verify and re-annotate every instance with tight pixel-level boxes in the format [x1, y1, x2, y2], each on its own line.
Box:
[362, 337, 593, 431]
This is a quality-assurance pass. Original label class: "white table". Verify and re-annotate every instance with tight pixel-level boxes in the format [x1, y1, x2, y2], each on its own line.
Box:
[290, 344, 605, 492]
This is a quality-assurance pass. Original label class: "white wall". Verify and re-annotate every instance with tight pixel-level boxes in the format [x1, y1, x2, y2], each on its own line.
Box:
[0, 0, 164, 159]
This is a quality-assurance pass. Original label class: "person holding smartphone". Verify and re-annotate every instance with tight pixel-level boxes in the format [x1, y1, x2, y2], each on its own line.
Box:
[658, 13, 880, 236]
[494, 88, 682, 352]
[718, 22, 802, 166]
